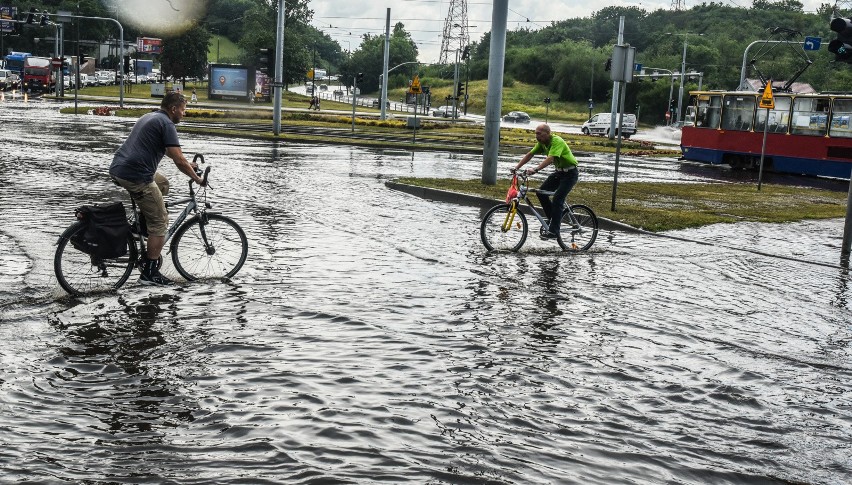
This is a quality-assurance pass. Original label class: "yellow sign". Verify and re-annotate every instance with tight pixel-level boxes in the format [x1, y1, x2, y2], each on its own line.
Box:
[759, 82, 774, 110]
[409, 75, 422, 94]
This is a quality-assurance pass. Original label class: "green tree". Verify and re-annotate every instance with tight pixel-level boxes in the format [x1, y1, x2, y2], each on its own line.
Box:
[340, 22, 418, 93]
[235, 0, 313, 85]
[160, 25, 211, 81]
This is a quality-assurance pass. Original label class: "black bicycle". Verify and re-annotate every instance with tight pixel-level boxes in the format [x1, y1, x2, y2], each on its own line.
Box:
[480, 170, 598, 252]
[54, 154, 248, 296]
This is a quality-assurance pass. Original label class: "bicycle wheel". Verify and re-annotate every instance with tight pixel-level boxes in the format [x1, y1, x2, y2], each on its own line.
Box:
[54, 221, 138, 296]
[480, 203, 528, 252]
[557, 204, 598, 252]
[171, 213, 248, 281]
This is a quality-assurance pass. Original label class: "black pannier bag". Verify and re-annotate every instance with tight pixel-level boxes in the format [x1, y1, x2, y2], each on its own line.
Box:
[70, 202, 130, 259]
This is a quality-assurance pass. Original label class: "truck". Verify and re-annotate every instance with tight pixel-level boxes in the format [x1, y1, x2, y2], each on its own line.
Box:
[22, 56, 56, 93]
[4, 52, 31, 76]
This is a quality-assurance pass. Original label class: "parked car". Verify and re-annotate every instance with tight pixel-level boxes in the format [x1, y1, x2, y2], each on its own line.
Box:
[79, 73, 96, 87]
[432, 105, 454, 118]
[372, 99, 390, 109]
[0, 69, 20, 90]
[581, 112, 637, 138]
[94, 71, 114, 86]
[502, 111, 531, 123]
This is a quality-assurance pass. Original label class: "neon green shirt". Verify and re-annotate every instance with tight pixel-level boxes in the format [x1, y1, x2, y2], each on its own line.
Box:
[530, 134, 578, 169]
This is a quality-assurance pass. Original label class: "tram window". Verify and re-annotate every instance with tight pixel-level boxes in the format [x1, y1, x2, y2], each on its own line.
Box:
[830, 98, 852, 138]
[754, 97, 791, 134]
[721, 95, 756, 131]
[791, 97, 830, 136]
[695, 95, 721, 129]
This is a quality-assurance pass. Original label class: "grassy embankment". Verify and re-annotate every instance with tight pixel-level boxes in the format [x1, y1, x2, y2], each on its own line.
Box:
[396, 177, 849, 232]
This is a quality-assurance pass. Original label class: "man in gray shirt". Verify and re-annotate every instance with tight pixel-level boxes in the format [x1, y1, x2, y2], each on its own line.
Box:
[110, 91, 205, 286]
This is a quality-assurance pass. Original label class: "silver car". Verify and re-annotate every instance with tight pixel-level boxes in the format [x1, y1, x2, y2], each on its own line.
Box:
[432, 105, 454, 118]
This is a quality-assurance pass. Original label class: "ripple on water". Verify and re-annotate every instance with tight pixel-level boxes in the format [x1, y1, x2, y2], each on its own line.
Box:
[0, 102, 850, 484]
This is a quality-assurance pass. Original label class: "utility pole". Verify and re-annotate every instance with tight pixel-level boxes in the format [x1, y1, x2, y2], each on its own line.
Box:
[380, 8, 390, 120]
[272, 0, 285, 135]
[481, 0, 507, 185]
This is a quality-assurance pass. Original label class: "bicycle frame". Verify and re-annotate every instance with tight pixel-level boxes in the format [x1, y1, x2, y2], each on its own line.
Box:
[129, 154, 211, 257]
[504, 173, 577, 233]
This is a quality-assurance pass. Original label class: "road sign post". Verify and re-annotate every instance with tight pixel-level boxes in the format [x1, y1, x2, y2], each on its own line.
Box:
[757, 82, 775, 191]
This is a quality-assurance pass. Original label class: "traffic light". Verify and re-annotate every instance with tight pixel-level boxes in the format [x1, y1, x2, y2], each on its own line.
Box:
[356, 72, 364, 84]
[461, 46, 470, 60]
[257, 48, 271, 74]
[456, 81, 464, 98]
[123, 55, 130, 74]
[604, 58, 612, 71]
[829, 17, 852, 63]
[25, 7, 36, 24]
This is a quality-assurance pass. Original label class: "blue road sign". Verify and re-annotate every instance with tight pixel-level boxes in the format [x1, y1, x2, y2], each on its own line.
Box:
[634, 63, 642, 72]
[804, 36, 821, 51]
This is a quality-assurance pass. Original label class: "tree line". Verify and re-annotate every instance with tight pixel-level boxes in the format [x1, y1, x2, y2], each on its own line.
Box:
[9, 0, 851, 123]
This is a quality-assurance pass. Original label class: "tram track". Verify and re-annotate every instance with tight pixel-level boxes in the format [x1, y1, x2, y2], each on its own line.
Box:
[180, 119, 531, 153]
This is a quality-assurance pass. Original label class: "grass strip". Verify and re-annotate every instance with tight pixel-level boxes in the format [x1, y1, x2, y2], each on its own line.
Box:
[396, 177, 848, 232]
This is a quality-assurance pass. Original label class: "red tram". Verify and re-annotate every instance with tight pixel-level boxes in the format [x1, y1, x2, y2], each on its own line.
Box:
[680, 90, 852, 179]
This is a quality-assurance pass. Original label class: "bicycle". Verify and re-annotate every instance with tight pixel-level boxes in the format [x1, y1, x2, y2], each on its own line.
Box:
[480, 170, 598, 252]
[54, 154, 248, 297]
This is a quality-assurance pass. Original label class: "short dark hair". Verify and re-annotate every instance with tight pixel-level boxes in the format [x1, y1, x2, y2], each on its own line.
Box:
[161, 91, 186, 110]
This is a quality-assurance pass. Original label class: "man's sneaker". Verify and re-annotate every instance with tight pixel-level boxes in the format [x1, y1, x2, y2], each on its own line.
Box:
[139, 268, 175, 286]
[540, 231, 559, 240]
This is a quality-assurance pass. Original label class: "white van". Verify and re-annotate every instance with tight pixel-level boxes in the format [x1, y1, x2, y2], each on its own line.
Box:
[582, 112, 637, 138]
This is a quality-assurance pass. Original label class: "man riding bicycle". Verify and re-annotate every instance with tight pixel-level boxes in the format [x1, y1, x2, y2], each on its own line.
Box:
[109, 91, 205, 286]
[513, 123, 579, 239]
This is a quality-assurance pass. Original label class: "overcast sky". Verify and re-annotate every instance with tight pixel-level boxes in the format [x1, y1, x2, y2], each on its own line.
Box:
[307, 0, 826, 63]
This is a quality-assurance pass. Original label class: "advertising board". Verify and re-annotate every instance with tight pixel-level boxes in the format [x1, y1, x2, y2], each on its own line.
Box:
[208, 64, 253, 101]
[136, 37, 163, 55]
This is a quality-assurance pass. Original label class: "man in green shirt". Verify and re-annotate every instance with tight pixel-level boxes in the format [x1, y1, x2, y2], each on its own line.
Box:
[513, 123, 579, 239]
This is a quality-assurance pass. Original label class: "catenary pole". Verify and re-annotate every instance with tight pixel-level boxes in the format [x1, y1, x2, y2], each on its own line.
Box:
[380, 8, 390, 120]
[481, 0, 508, 185]
[273, 0, 285, 135]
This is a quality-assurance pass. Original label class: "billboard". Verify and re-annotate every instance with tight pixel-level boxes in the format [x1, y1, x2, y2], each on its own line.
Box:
[136, 37, 163, 55]
[209, 64, 253, 101]
[1, 6, 16, 34]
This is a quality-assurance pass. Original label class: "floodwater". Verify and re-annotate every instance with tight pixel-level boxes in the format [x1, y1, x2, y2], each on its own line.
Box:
[1, 100, 850, 484]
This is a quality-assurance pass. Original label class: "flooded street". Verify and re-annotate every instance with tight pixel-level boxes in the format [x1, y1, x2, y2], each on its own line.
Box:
[1, 100, 850, 484]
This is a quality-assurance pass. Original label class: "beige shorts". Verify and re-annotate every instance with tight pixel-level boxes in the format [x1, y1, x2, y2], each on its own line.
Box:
[113, 172, 170, 236]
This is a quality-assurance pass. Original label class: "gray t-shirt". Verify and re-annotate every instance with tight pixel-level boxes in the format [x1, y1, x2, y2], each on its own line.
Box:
[109, 109, 180, 183]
